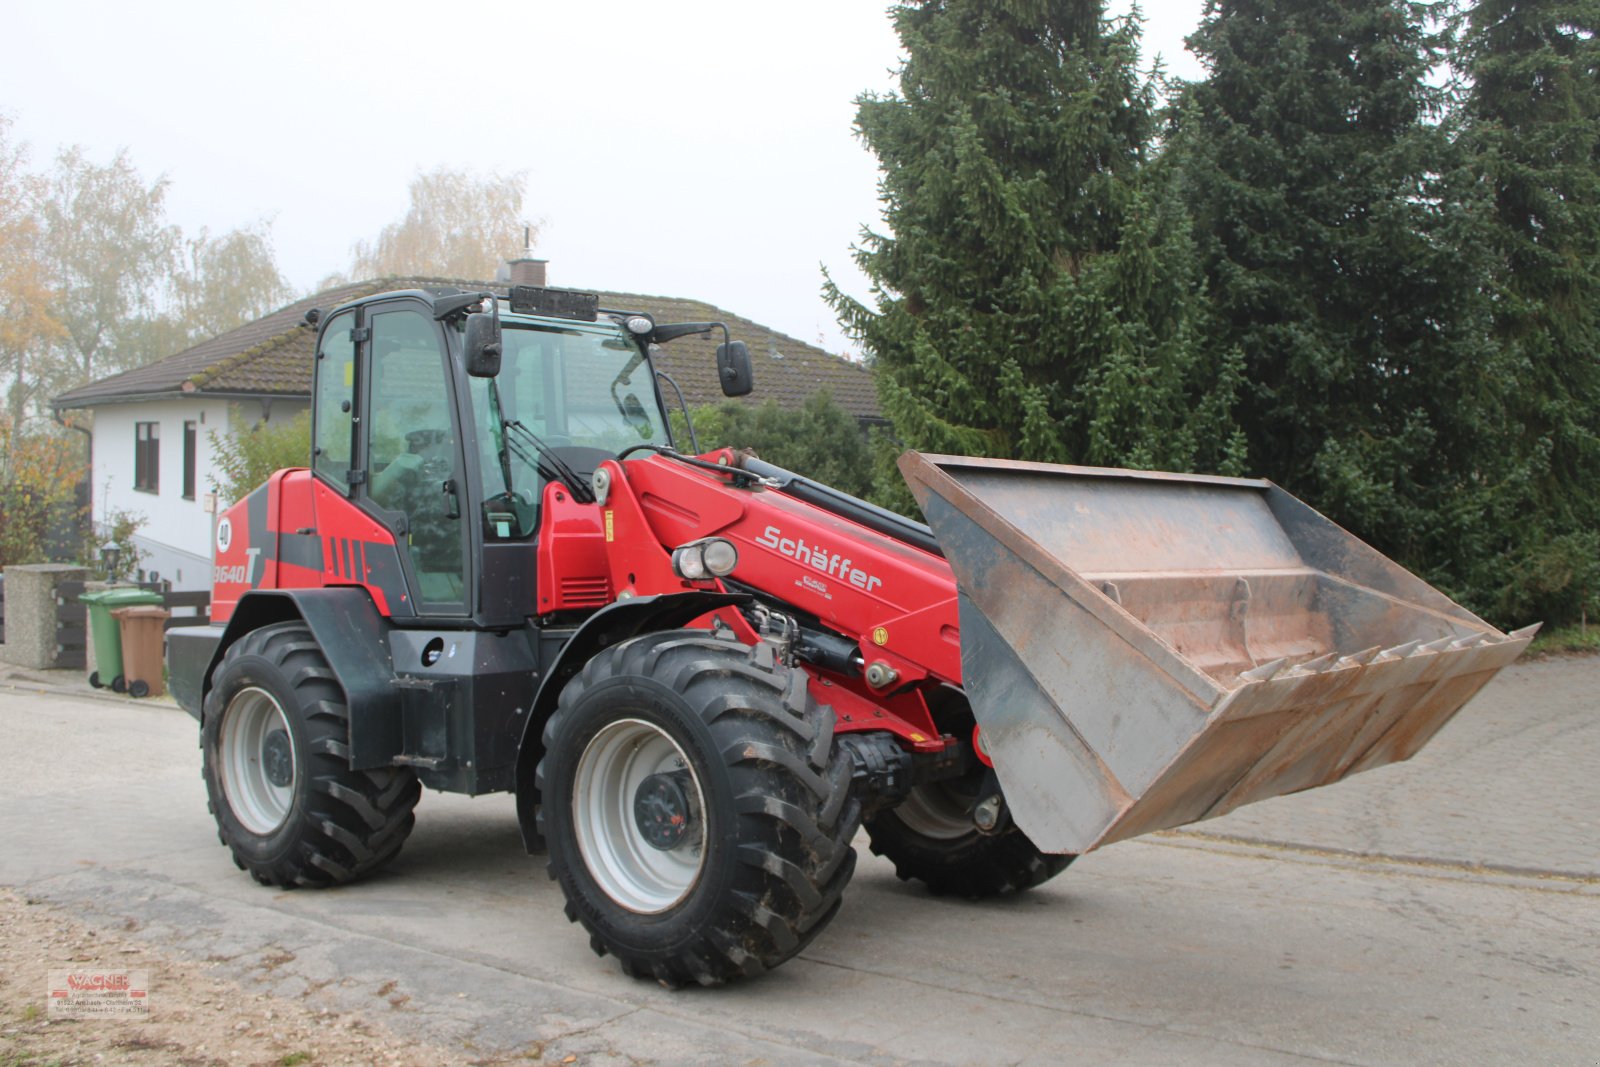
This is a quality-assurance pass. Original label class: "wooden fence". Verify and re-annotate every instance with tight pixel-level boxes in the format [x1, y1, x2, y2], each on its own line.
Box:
[54, 579, 88, 669]
[0, 575, 210, 669]
[159, 589, 212, 630]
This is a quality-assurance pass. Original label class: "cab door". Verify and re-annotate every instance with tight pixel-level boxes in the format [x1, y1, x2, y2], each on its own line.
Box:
[358, 303, 471, 616]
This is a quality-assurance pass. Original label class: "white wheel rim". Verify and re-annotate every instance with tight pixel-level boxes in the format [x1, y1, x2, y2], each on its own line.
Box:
[895, 782, 977, 841]
[573, 718, 707, 914]
[218, 687, 295, 835]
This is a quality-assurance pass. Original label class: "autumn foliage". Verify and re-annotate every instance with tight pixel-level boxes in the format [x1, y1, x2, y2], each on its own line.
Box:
[0, 419, 85, 567]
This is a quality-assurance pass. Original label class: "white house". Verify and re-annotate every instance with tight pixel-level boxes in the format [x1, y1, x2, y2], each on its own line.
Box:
[66, 397, 306, 589]
[52, 282, 345, 589]
[53, 267, 881, 592]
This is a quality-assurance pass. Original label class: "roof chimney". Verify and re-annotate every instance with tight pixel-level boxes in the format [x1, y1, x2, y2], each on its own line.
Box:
[508, 225, 546, 287]
[509, 257, 547, 287]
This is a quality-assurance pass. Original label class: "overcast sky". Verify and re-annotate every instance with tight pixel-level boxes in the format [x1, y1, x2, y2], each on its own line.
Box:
[1, 0, 1205, 357]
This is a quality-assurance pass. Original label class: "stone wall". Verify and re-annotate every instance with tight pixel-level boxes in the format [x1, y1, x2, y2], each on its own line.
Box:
[0, 565, 88, 670]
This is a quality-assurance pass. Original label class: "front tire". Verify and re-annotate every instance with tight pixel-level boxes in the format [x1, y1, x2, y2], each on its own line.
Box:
[537, 631, 861, 985]
[866, 775, 1074, 899]
[201, 622, 420, 888]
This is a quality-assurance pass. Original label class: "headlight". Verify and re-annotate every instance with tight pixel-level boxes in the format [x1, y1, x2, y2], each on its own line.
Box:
[702, 539, 738, 576]
[673, 545, 708, 581]
[672, 538, 738, 581]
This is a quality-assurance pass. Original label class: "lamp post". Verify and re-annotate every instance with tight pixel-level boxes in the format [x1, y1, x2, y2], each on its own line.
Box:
[100, 541, 121, 584]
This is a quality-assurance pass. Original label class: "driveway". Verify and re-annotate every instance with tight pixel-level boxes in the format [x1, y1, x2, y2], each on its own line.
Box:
[1, 657, 1595, 1065]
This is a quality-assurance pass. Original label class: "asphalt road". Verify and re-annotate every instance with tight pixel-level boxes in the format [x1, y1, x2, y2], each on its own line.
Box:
[1, 657, 1595, 1066]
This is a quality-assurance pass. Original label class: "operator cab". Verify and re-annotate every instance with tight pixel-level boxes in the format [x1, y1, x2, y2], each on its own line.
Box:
[309, 284, 752, 629]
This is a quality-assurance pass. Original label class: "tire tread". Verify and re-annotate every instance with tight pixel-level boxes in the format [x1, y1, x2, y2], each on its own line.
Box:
[201, 622, 420, 890]
[539, 631, 861, 985]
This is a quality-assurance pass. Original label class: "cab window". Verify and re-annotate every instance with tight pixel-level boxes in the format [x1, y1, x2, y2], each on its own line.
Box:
[312, 310, 356, 489]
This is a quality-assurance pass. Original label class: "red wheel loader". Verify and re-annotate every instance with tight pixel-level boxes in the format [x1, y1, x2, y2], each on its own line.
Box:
[168, 284, 1537, 985]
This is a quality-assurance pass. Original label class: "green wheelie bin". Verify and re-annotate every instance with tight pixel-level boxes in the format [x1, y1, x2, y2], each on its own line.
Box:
[80, 586, 165, 692]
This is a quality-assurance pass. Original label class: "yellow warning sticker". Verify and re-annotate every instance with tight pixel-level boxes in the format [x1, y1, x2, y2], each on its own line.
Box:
[872, 626, 889, 646]
[604, 510, 614, 542]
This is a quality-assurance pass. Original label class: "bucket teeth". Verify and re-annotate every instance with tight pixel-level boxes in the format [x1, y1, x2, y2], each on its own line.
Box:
[1448, 633, 1489, 651]
[1376, 640, 1423, 661]
[1335, 646, 1381, 668]
[1241, 657, 1291, 682]
[1417, 636, 1457, 654]
[1508, 622, 1543, 640]
[1290, 652, 1338, 674]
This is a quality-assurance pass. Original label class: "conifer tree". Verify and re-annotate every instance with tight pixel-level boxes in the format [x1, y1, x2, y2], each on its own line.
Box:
[1170, 0, 1509, 611]
[1455, 0, 1600, 624]
[831, 0, 1243, 512]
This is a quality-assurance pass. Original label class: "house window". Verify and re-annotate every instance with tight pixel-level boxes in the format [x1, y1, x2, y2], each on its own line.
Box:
[135, 422, 160, 493]
[182, 421, 197, 500]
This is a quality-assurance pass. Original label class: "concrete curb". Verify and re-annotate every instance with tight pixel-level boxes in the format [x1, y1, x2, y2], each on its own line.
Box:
[0, 663, 181, 710]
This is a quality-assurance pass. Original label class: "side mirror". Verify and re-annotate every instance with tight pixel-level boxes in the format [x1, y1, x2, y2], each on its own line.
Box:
[716, 340, 753, 397]
[620, 393, 648, 422]
[621, 393, 654, 436]
[463, 312, 502, 378]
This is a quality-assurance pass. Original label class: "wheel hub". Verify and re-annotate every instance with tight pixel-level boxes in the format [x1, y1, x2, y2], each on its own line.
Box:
[633, 770, 694, 850]
[262, 730, 293, 788]
[572, 718, 708, 914]
[217, 687, 295, 836]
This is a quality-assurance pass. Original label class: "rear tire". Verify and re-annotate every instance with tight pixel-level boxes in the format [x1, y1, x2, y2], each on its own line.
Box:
[538, 630, 861, 985]
[866, 776, 1074, 899]
[201, 622, 420, 888]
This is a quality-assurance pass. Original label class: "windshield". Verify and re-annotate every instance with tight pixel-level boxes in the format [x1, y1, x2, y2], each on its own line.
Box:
[467, 318, 668, 538]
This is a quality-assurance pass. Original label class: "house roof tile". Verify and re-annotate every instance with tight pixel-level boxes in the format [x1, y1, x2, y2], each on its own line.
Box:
[589, 289, 881, 424]
[53, 277, 881, 423]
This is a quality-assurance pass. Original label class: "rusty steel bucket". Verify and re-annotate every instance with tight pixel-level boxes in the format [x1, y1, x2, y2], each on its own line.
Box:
[899, 452, 1538, 855]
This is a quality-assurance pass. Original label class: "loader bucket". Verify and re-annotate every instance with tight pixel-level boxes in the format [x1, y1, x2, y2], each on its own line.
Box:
[899, 452, 1538, 855]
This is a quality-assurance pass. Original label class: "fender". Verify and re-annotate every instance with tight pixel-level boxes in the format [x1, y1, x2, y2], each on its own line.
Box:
[514, 590, 749, 851]
[196, 587, 403, 770]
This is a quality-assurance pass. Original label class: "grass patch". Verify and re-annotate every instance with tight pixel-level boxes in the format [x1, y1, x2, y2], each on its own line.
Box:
[20, 1002, 40, 1022]
[1526, 624, 1600, 657]
[278, 1053, 312, 1067]
[3, 1054, 62, 1067]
